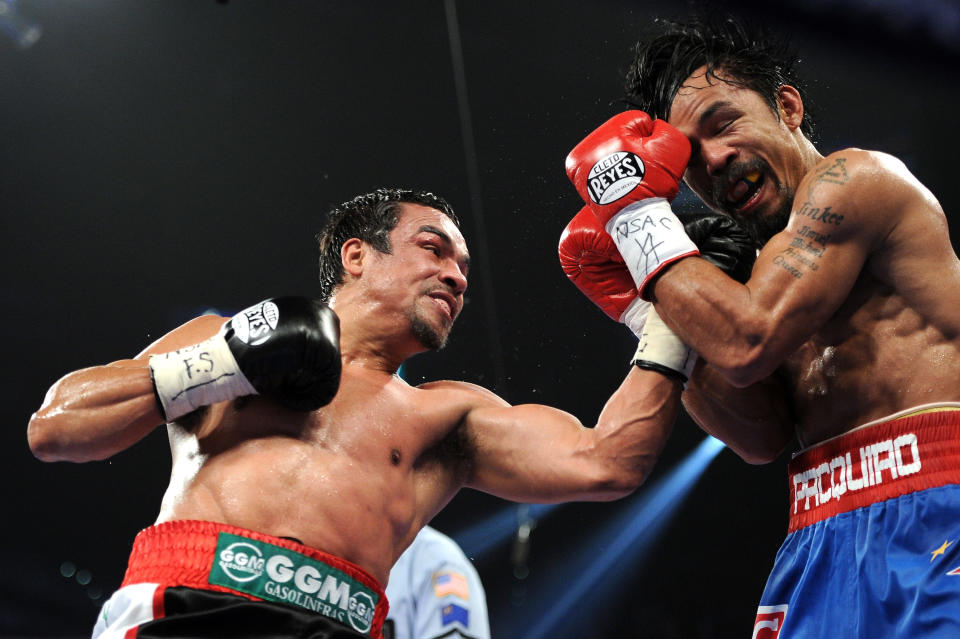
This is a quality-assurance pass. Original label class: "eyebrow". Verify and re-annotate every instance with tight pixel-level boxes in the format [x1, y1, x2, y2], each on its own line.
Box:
[698, 100, 734, 128]
[417, 225, 471, 270]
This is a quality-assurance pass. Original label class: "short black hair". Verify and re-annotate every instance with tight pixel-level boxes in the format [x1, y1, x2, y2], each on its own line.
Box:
[624, 14, 816, 140]
[315, 188, 460, 303]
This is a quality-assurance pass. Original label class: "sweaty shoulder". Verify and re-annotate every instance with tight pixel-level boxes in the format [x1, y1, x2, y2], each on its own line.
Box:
[134, 314, 227, 360]
[416, 379, 510, 409]
[794, 148, 941, 249]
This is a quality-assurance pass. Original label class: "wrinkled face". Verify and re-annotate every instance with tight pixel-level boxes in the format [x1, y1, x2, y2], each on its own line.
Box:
[667, 67, 806, 245]
[367, 203, 469, 350]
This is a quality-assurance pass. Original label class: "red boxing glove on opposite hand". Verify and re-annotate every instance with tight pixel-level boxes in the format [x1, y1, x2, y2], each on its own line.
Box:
[565, 111, 699, 297]
[565, 110, 690, 223]
[559, 207, 697, 384]
[558, 206, 649, 338]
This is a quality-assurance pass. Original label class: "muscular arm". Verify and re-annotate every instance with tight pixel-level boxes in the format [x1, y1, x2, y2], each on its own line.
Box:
[652, 151, 912, 387]
[27, 314, 225, 462]
[457, 367, 681, 503]
[682, 361, 794, 464]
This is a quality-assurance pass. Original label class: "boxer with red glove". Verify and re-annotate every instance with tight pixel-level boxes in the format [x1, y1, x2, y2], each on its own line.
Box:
[559, 206, 756, 386]
[558, 206, 649, 337]
[565, 111, 697, 298]
[559, 206, 694, 385]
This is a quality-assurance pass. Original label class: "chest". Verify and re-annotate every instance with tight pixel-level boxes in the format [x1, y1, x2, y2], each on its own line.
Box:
[303, 372, 474, 472]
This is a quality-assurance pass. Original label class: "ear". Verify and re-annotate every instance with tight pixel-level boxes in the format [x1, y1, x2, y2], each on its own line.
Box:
[777, 85, 804, 131]
[341, 238, 365, 278]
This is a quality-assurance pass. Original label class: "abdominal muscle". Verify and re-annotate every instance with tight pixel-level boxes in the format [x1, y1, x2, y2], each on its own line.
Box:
[786, 277, 960, 448]
[155, 400, 430, 585]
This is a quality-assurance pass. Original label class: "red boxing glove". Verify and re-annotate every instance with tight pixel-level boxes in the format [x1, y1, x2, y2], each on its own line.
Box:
[565, 111, 690, 223]
[559, 207, 697, 384]
[558, 206, 649, 338]
[565, 111, 699, 297]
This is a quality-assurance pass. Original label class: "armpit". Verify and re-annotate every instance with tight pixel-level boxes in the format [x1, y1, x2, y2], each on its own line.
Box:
[415, 419, 476, 482]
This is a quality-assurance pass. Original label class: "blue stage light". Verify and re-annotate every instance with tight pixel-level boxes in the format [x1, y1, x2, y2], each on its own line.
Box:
[510, 436, 725, 639]
[453, 502, 558, 560]
[0, 0, 41, 49]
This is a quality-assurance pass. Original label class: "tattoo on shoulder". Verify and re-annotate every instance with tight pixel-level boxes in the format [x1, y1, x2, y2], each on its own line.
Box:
[773, 209, 843, 279]
[816, 157, 850, 186]
[805, 157, 851, 201]
[775, 158, 852, 280]
[795, 201, 844, 226]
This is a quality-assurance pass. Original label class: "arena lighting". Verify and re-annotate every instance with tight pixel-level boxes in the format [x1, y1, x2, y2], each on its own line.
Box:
[798, 0, 960, 53]
[507, 435, 726, 639]
[0, 0, 41, 48]
[452, 502, 560, 561]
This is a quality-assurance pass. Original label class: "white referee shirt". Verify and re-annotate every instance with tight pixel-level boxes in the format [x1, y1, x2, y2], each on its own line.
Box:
[384, 526, 490, 639]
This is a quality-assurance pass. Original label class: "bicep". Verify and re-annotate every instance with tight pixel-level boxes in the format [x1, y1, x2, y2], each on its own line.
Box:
[461, 367, 679, 502]
[737, 156, 891, 369]
[463, 402, 590, 502]
[748, 219, 868, 349]
[28, 314, 226, 462]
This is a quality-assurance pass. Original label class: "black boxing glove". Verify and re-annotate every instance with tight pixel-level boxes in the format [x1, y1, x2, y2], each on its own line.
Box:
[676, 210, 757, 283]
[149, 297, 341, 421]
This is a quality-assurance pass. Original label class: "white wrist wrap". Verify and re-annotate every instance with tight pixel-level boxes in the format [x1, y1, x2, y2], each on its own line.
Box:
[149, 331, 258, 422]
[631, 306, 697, 387]
[619, 297, 650, 340]
[604, 198, 699, 295]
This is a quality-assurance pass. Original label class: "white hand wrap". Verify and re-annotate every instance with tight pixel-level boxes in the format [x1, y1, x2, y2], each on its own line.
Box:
[619, 297, 650, 340]
[631, 305, 697, 387]
[604, 197, 699, 296]
[149, 330, 258, 422]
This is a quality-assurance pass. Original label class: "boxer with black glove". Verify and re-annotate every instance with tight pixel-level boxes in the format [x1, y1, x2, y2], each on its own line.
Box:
[675, 210, 757, 284]
[30, 187, 705, 639]
[149, 296, 341, 421]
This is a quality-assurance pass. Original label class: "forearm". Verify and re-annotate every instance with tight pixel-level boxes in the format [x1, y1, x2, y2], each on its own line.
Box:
[28, 360, 165, 462]
[590, 366, 682, 495]
[682, 361, 795, 464]
[652, 258, 786, 385]
[465, 367, 680, 503]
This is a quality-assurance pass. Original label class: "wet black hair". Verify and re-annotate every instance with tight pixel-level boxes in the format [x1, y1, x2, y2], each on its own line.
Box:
[315, 188, 460, 303]
[624, 14, 816, 140]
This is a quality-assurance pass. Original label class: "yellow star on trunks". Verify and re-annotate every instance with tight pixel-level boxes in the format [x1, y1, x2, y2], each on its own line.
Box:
[931, 540, 953, 562]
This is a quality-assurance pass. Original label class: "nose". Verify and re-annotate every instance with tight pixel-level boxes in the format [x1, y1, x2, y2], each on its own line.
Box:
[699, 138, 737, 177]
[441, 261, 467, 296]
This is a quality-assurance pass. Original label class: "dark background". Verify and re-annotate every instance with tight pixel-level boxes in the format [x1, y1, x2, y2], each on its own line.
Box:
[3, 1, 959, 637]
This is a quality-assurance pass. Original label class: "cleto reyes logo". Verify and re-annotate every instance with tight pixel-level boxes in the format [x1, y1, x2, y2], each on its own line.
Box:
[792, 432, 921, 513]
[587, 151, 644, 205]
[232, 301, 280, 346]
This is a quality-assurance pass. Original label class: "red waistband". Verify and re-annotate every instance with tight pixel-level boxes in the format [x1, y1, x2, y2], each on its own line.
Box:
[787, 410, 960, 532]
[121, 519, 388, 638]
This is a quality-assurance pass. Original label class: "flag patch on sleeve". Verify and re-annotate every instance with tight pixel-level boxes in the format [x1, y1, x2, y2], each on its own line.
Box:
[433, 570, 470, 599]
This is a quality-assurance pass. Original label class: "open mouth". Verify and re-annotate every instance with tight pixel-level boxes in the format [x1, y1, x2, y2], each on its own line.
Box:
[726, 170, 764, 213]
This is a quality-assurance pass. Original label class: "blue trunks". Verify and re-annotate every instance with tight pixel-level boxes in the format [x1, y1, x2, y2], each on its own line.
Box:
[755, 407, 960, 638]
